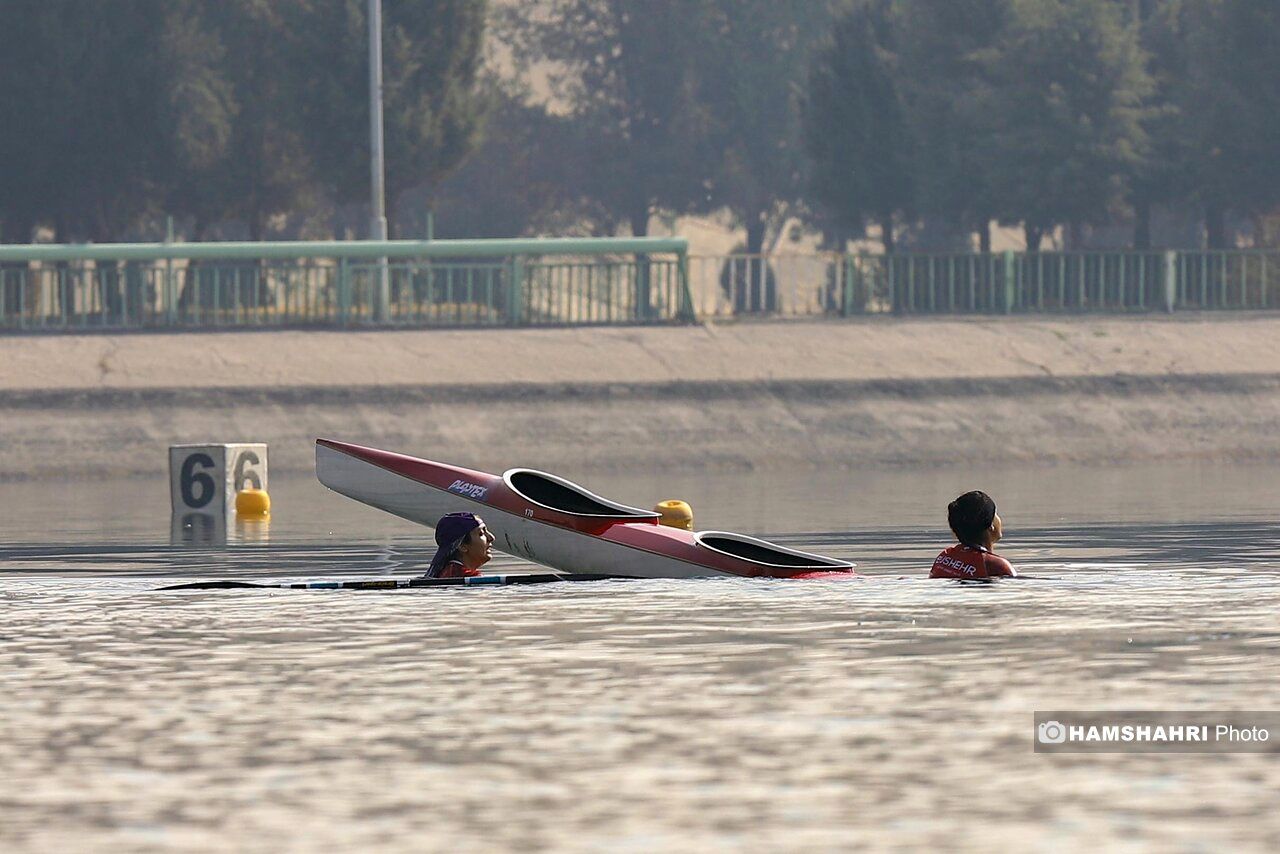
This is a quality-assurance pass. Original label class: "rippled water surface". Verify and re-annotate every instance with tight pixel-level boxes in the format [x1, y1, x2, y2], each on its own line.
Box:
[4, 463, 1280, 852]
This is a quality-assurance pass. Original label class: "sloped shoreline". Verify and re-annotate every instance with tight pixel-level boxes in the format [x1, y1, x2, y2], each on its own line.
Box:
[3, 315, 1280, 479]
[4, 372, 1280, 480]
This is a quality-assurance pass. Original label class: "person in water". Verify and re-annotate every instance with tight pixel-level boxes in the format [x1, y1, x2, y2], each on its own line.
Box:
[930, 490, 1016, 579]
[423, 511, 495, 578]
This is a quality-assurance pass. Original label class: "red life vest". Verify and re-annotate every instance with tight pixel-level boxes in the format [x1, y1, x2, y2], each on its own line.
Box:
[930, 544, 1015, 579]
[436, 560, 482, 579]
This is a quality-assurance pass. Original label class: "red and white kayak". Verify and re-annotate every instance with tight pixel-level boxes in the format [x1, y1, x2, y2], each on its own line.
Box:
[315, 439, 857, 580]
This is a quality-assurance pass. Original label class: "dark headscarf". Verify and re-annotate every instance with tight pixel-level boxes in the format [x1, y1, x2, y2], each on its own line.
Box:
[425, 512, 482, 578]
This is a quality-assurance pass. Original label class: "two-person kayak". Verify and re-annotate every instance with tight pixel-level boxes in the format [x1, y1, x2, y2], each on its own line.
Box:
[315, 438, 856, 581]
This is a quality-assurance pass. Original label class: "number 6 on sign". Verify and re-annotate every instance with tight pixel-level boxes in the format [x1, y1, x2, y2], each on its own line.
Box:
[180, 452, 217, 509]
[169, 444, 269, 518]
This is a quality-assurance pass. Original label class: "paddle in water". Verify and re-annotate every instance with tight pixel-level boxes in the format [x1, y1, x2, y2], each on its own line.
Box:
[158, 574, 631, 591]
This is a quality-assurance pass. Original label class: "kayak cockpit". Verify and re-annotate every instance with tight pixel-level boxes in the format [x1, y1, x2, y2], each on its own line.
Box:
[695, 531, 854, 571]
[503, 469, 660, 521]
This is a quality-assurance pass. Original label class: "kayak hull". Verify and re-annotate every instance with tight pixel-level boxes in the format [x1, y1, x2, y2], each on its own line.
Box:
[316, 439, 857, 581]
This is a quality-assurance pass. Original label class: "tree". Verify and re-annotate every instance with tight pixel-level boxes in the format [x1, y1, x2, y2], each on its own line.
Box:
[1174, 0, 1280, 247]
[495, 0, 716, 237]
[1125, 0, 1191, 248]
[0, 1, 196, 242]
[0, 1, 230, 318]
[978, 0, 1154, 250]
[423, 81, 587, 238]
[698, 0, 834, 255]
[0, 0, 55, 242]
[895, 0, 1012, 252]
[171, 1, 316, 243]
[157, 1, 239, 240]
[296, 0, 488, 237]
[802, 0, 914, 254]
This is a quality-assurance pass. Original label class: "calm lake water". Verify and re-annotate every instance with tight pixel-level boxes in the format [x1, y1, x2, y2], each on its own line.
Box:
[3, 463, 1280, 852]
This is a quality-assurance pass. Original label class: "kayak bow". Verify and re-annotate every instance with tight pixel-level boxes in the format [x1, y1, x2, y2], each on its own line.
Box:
[315, 438, 857, 581]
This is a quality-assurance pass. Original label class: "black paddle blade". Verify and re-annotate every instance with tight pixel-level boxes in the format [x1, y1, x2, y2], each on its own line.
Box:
[157, 580, 273, 590]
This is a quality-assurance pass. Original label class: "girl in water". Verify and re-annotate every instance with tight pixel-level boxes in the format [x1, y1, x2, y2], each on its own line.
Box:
[930, 490, 1016, 579]
[423, 511, 496, 578]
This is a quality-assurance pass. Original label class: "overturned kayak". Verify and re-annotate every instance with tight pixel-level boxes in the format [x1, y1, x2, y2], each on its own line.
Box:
[315, 438, 857, 580]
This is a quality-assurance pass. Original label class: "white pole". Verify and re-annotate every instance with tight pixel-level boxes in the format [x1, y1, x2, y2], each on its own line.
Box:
[368, 0, 390, 322]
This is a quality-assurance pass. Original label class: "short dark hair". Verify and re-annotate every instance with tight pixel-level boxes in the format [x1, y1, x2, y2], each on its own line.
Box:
[948, 491, 997, 546]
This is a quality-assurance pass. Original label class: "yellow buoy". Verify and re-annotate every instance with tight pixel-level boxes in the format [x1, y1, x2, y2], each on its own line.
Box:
[235, 487, 271, 518]
[655, 499, 693, 530]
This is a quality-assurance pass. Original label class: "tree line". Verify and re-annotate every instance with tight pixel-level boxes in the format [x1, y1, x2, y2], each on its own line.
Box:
[804, 0, 1280, 251]
[1, 0, 1277, 253]
[0, 0, 485, 244]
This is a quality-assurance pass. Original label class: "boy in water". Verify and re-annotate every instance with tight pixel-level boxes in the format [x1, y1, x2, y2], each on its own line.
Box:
[930, 490, 1016, 579]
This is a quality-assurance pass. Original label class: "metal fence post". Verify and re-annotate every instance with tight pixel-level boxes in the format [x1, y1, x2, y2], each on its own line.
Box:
[675, 250, 696, 322]
[849, 256, 870, 318]
[337, 257, 350, 325]
[1163, 250, 1177, 313]
[841, 254, 853, 317]
[164, 217, 176, 325]
[1262, 253, 1270, 309]
[1137, 253, 1145, 310]
[508, 256, 525, 326]
[1002, 251, 1015, 314]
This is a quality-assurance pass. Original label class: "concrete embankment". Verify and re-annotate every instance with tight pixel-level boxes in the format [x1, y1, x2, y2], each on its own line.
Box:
[3, 314, 1280, 480]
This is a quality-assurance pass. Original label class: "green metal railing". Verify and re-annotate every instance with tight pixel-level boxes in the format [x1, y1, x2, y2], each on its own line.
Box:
[690, 249, 1280, 317]
[3, 242, 1278, 330]
[0, 237, 694, 331]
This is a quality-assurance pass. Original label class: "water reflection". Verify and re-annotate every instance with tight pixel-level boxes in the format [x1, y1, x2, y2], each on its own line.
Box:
[168, 511, 273, 547]
[170, 511, 228, 546]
